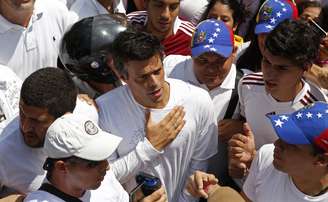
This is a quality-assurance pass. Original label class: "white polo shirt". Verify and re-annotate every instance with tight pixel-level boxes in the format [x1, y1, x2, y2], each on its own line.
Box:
[0, 0, 72, 80]
[69, 0, 127, 22]
[0, 65, 22, 135]
[164, 55, 238, 121]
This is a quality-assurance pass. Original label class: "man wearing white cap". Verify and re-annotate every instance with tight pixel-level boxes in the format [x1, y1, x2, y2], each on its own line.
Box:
[24, 113, 167, 202]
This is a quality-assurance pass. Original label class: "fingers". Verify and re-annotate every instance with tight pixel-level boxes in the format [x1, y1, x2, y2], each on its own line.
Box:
[142, 187, 167, 202]
[242, 122, 253, 137]
[186, 171, 218, 199]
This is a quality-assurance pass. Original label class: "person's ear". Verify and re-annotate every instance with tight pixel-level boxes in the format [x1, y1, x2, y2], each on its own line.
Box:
[232, 23, 239, 32]
[106, 55, 126, 81]
[303, 62, 313, 73]
[231, 45, 239, 58]
[55, 160, 69, 173]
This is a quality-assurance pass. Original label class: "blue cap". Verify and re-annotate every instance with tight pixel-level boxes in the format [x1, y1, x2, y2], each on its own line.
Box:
[255, 0, 298, 34]
[267, 102, 328, 152]
[191, 19, 234, 58]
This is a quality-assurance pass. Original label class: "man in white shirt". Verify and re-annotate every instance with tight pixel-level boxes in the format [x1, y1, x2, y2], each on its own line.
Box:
[0, 68, 98, 197]
[228, 19, 328, 180]
[0, 0, 72, 79]
[96, 30, 218, 202]
[0, 64, 22, 135]
[243, 101, 328, 202]
[24, 113, 167, 202]
[164, 19, 242, 188]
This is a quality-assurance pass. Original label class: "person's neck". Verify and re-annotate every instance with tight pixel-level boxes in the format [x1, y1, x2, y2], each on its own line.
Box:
[272, 81, 303, 102]
[50, 175, 85, 198]
[97, 0, 113, 13]
[0, 4, 33, 27]
[146, 23, 173, 41]
[292, 174, 328, 196]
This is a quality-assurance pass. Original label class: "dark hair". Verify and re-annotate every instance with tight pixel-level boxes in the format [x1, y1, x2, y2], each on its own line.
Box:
[20, 67, 78, 118]
[111, 30, 164, 77]
[265, 19, 321, 69]
[297, 0, 321, 15]
[200, 0, 245, 26]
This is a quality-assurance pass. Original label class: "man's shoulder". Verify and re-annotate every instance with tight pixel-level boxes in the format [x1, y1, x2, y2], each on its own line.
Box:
[175, 17, 195, 37]
[127, 11, 147, 26]
[96, 85, 130, 109]
[239, 72, 265, 93]
[25, 190, 65, 202]
[164, 55, 192, 77]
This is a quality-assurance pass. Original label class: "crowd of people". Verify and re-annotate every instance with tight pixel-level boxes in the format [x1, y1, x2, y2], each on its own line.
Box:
[0, 0, 328, 201]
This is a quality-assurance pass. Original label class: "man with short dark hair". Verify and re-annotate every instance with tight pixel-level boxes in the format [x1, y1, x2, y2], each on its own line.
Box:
[0, 68, 97, 196]
[97, 30, 218, 202]
[127, 0, 195, 56]
[229, 19, 327, 181]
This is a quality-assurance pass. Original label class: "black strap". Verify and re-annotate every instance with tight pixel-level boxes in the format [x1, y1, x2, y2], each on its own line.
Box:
[38, 183, 83, 202]
[224, 69, 244, 119]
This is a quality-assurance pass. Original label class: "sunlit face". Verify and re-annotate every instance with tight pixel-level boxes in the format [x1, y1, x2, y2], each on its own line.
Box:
[145, 0, 180, 38]
[65, 158, 109, 191]
[19, 100, 55, 148]
[273, 139, 317, 177]
[193, 52, 233, 90]
[300, 6, 321, 21]
[261, 47, 304, 101]
[207, 2, 236, 31]
[122, 54, 169, 108]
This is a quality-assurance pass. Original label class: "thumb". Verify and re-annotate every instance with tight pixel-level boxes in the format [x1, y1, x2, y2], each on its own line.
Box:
[145, 109, 153, 127]
[243, 122, 253, 137]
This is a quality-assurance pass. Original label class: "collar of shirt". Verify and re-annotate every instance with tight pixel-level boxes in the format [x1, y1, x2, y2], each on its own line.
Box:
[0, 4, 43, 34]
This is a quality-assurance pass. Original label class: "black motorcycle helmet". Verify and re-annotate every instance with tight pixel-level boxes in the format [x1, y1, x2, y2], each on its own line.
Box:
[59, 14, 127, 84]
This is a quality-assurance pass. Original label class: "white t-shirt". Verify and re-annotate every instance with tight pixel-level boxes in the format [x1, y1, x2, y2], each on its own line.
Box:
[239, 72, 327, 149]
[0, 65, 22, 135]
[69, 0, 126, 22]
[96, 78, 218, 202]
[243, 144, 328, 202]
[179, 0, 209, 25]
[0, 0, 73, 80]
[164, 55, 238, 121]
[24, 170, 129, 202]
[0, 99, 98, 194]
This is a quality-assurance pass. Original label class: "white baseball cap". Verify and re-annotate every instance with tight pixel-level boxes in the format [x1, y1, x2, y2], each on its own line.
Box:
[44, 113, 122, 161]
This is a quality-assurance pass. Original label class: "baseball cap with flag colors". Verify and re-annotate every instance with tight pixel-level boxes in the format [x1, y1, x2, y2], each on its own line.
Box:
[44, 113, 122, 161]
[191, 19, 234, 58]
[255, 0, 298, 34]
[267, 102, 328, 152]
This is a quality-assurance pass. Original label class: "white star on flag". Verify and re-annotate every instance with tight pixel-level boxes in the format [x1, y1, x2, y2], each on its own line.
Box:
[325, 109, 328, 113]
[208, 38, 214, 43]
[265, 25, 274, 30]
[270, 18, 276, 24]
[210, 47, 217, 51]
[204, 45, 210, 48]
[276, 12, 282, 17]
[215, 23, 219, 27]
[296, 112, 302, 119]
[306, 112, 313, 118]
[216, 28, 221, 32]
[280, 115, 289, 121]
[282, 8, 287, 12]
[317, 113, 323, 118]
[212, 32, 218, 37]
[274, 119, 284, 128]
[274, 0, 278, 2]
[280, 2, 285, 6]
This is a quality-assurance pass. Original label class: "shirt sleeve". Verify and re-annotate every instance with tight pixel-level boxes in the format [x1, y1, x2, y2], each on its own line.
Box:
[242, 145, 261, 201]
[111, 138, 164, 184]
